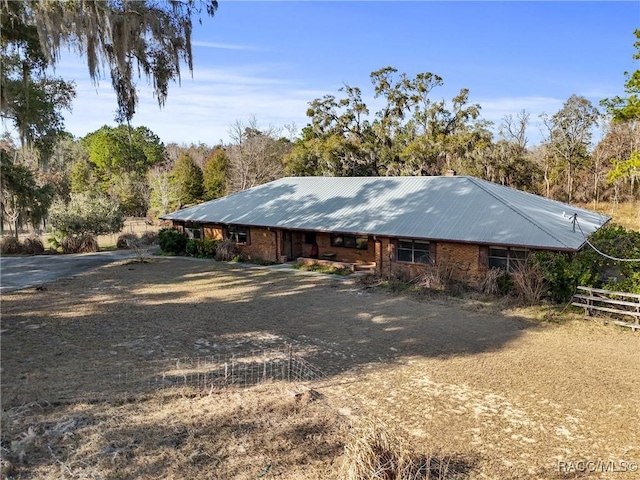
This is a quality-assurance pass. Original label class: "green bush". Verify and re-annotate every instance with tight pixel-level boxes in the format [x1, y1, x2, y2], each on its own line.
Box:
[185, 238, 199, 256]
[496, 271, 514, 295]
[184, 238, 220, 257]
[158, 228, 187, 255]
[530, 223, 640, 301]
[199, 238, 219, 257]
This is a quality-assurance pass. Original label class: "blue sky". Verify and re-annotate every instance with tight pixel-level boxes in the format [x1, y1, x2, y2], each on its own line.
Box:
[51, 1, 639, 146]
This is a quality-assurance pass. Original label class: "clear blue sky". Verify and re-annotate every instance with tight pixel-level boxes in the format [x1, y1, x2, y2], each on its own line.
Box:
[54, 1, 639, 146]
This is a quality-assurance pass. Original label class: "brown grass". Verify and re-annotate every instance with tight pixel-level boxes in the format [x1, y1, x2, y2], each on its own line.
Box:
[2, 259, 639, 479]
[574, 201, 640, 231]
[1, 385, 345, 479]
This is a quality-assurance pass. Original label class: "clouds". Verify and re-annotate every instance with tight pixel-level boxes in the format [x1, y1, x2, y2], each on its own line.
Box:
[59, 62, 324, 145]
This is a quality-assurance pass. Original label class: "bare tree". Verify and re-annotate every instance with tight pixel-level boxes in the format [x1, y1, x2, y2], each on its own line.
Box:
[148, 165, 178, 216]
[227, 116, 290, 193]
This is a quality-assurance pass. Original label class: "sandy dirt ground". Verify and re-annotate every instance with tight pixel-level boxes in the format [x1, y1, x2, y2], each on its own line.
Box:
[1, 257, 639, 479]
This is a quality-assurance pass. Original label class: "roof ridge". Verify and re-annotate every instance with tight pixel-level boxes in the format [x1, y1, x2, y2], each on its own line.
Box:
[466, 177, 572, 249]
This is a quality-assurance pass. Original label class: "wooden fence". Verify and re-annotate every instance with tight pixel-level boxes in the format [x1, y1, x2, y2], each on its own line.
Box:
[572, 286, 640, 331]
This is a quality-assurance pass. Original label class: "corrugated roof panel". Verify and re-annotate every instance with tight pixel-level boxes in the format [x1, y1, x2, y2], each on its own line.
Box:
[162, 176, 610, 250]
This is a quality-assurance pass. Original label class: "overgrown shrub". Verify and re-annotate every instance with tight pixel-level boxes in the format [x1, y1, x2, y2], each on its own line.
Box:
[117, 233, 139, 249]
[61, 235, 79, 253]
[529, 223, 640, 301]
[478, 268, 503, 296]
[415, 261, 456, 291]
[511, 260, 546, 305]
[78, 234, 98, 253]
[22, 236, 45, 255]
[140, 231, 159, 246]
[62, 234, 98, 253]
[158, 228, 187, 255]
[0, 236, 23, 254]
[215, 238, 238, 261]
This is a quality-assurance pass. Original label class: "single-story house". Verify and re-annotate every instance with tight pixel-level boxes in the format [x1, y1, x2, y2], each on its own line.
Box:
[161, 175, 610, 284]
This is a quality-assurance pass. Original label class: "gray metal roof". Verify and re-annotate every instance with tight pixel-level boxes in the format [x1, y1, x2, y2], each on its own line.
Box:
[162, 176, 610, 251]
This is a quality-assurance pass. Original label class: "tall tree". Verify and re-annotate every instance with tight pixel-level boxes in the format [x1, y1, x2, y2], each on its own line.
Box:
[2, 0, 218, 123]
[289, 67, 486, 178]
[149, 165, 179, 216]
[172, 153, 203, 205]
[202, 149, 228, 200]
[540, 95, 600, 202]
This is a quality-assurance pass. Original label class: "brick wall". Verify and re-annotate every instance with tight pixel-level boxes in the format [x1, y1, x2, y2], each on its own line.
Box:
[379, 239, 488, 286]
[240, 227, 277, 262]
[436, 242, 486, 284]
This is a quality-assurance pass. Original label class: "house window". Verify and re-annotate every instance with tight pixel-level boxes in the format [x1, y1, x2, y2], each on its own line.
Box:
[304, 232, 317, 244]
[225, 226, 250, 244]
[330, 234, 368, 250]
[184, 226, 202, 240]
[397, 240, 430, 264]
[488, 247, 527, 272]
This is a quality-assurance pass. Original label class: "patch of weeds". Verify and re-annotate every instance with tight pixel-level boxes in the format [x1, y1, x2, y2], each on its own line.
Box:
[293, 262, 352, 276]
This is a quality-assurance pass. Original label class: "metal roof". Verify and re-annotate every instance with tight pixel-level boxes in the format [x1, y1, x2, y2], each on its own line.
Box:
[162, 176, 610, 251]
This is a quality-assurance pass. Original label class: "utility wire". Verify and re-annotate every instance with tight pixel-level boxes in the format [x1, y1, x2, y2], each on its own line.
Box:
[573, 215, 640, 262]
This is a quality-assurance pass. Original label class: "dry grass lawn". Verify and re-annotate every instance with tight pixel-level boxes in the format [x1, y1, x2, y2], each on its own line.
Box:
[1, 258, 639, 479]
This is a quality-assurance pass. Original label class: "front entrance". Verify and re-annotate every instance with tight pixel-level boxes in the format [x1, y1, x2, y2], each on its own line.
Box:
[282, 230, 293, 259]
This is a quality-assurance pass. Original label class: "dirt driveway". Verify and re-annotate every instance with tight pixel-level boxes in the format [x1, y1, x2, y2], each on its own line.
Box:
[2, 258, 639, 479]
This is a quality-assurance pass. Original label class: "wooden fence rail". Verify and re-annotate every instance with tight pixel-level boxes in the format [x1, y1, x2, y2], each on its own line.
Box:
[572, 286, 640, 331]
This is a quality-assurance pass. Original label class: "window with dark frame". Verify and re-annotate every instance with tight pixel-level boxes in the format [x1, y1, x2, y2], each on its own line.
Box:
[184, 225, 202, 240]
[304, 232, 317, 244]
[225, 225, 250, 244]
[488, 247, 527, 272]
[397, 240, 430, 264]
[330, 234, 368, 250]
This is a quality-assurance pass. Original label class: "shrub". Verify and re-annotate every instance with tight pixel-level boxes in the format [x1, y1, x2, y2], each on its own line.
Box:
[511, 260, 546, 306]
[0, 236, 23, 254]
[117, 233, 139, 249]
[478, 268, 503, 296]
[22, 236, 45, 255]
[61, 234, 98, 253]
[496, 271, 514, 295]
[199, 238, 219, 257]
[185, 238, 199, 256]
[415, 261, 456, 291]
[215, 238, 238, 261]
[140, 231, 159, 246]
[158, 228, 187, 255]
[77, 234, 98, 253]
[61, 235, 80, 254]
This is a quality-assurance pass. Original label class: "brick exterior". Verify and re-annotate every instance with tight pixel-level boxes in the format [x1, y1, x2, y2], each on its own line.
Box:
[169, 220, 490, 285]
[378, 239, 488, 286]
[436, 242, 486, 284]
[240, 227, 278, 262]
